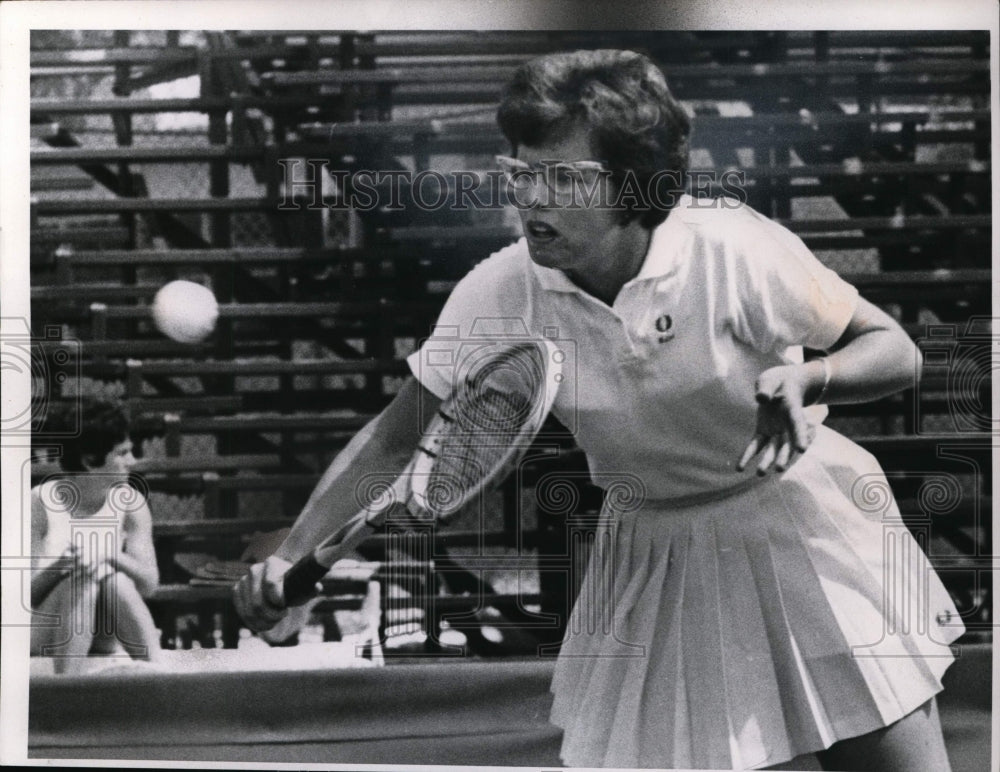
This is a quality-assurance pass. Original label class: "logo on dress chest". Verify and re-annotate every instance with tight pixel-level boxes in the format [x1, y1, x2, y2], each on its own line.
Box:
[654, 313, 675, 343]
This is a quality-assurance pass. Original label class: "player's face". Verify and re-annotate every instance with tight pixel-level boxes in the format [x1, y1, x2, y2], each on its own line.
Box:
[511, 128, 627, 282]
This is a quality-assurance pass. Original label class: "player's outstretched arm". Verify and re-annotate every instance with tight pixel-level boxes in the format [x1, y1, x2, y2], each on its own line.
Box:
[234, 377, 441, 631]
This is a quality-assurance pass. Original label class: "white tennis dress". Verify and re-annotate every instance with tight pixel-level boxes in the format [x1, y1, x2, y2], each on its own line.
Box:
[407, 195, 964, 770]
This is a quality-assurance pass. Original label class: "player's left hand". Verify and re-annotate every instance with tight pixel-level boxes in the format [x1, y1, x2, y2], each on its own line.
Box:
[737, 365, 817, 475]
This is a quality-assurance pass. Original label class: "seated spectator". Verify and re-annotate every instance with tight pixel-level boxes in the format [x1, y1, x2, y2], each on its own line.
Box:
[31, 399, 161, 673]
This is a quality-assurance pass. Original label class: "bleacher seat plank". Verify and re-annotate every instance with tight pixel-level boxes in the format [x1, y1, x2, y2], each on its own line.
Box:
[133, 358, 406, 377]
[34, 197, 272, 215]
[358, 33, 767, 59]
[812, 31, 987, 48]
[133, 454, 281, 473]
[37, 338, 213, 357]
[382, 225, 519, 243]
[30, 177, 96, 192]
[30, 122, 61, 139]
[263, 65, 520, 87]
[856, 434, 993, 457]
[423, 115, 990, 154]
[30, 47, 198, 67]
[845, 269, 991, 289]
[40, 338, 290, 359]
[99, 301, 437, 319]
[742, 160, 990, 180]
[31, 127, 441, 166]
[803, 232, 990, 251]
[694, 109, 991, 131]
[30, 100, 986, 149]
[32, 283, 162, 302]
[129, 396, 243, 415]
[31, 94, 433, 116]
[154, 517, 297, 538]
[31, 97, 230, 115]
[56, 247, 345, 266]
[31, 226, 131, 246]
[664, 59, 990, 79]
[262, 58, 989, 90]
[176, 414, 374, 433]
[32, 146, 262, 164]
[778, 214, 990, 233]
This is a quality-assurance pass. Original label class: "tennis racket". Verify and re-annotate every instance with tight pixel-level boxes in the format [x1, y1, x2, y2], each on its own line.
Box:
[281, 339, 564, 607]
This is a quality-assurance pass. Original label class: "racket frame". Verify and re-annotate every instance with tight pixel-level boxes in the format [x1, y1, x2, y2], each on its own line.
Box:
[281, 339, 562, 607]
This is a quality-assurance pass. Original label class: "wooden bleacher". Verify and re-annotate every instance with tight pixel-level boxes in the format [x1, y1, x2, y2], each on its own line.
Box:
[29, 30, 991, 653]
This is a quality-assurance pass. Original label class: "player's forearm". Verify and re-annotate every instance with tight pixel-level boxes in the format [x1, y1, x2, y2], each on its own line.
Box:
[273, 412, 412, 562]
[808, 325, 919, 405]
[275, 377, 436, 562]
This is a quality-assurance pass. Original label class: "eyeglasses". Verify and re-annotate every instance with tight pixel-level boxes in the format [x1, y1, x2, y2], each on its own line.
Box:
[495, 155, 608, 196]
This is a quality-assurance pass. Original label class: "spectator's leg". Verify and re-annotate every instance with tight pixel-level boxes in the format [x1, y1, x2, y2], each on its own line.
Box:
[31, 573, 99, 674]
[90, 573, 161, 662]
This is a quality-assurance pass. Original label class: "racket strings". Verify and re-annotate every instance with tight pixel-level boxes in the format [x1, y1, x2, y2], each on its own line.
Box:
[424, 388, 533, 517]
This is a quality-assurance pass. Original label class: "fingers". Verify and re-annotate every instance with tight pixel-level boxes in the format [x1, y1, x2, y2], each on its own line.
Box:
[753, 370, 783, 403]
[740, 432, 791, 476]
[754, 435, 781, 476]
[64, 545, 107, 581]
[53, 546, 78, 572]
[774, 436, 793, 471]
[737, 434, 767, 472]
[263, 556, 289, 608]
[738, 403, 818, 475]
[233, 571, 283, 633]
[88, 561, 116, 583]
[741, 365, 819, 476]
[232, 556, 292, 633]
[783, 392, 812, 453]
[741, 427, 818, 474]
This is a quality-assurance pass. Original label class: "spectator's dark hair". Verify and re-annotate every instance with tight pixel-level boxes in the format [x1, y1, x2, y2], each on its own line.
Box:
[497, 49, 691, 228]
[51, 399, 131, 471]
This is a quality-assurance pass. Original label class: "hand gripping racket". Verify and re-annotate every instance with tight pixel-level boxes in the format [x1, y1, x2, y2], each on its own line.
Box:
[281, 339, 563, 607]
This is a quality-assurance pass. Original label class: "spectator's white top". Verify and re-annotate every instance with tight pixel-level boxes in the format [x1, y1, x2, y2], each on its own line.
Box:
[407, 195, 859, 499]
[31, 481, 128, 582]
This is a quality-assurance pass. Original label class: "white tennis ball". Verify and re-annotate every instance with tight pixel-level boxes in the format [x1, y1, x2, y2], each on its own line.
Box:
[152, 280, 219, 343]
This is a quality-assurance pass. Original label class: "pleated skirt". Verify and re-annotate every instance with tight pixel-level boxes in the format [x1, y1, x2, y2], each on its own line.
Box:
[550, 426, 964, 770]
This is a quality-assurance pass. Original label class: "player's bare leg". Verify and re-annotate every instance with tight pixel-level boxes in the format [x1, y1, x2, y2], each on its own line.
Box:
[815, 698, 951, 772]
[760, 698, 950, 771]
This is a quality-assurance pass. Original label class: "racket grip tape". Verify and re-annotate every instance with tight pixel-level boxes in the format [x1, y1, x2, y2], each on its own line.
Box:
[282, 554, 330, 607]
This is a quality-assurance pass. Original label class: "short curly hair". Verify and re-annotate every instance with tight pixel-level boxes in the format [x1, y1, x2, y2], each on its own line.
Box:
[54, 399, 131, 472]
[497, 49, 691, 228]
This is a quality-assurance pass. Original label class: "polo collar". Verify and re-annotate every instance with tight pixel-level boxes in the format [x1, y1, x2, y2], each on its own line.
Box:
[627, 193, 692, 285]
[530, 256, 582, 293]
[528, 194, 693, 295]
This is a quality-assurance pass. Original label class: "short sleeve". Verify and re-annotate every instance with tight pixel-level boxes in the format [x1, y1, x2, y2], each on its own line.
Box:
[406, 242, 530, 399]
[729, 209, 859, 352]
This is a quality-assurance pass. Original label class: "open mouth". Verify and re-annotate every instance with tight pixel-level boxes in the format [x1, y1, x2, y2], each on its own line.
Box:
[525, 220, 560, 242]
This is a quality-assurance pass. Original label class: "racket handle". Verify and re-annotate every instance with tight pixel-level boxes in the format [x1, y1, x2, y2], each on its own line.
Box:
[282, 554, 330, 607]
[282, 488, 399, 607]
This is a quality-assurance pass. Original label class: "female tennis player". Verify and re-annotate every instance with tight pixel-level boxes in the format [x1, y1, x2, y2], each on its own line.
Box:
[31, 399, 161, 673]
[235, 49, 964, 770]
